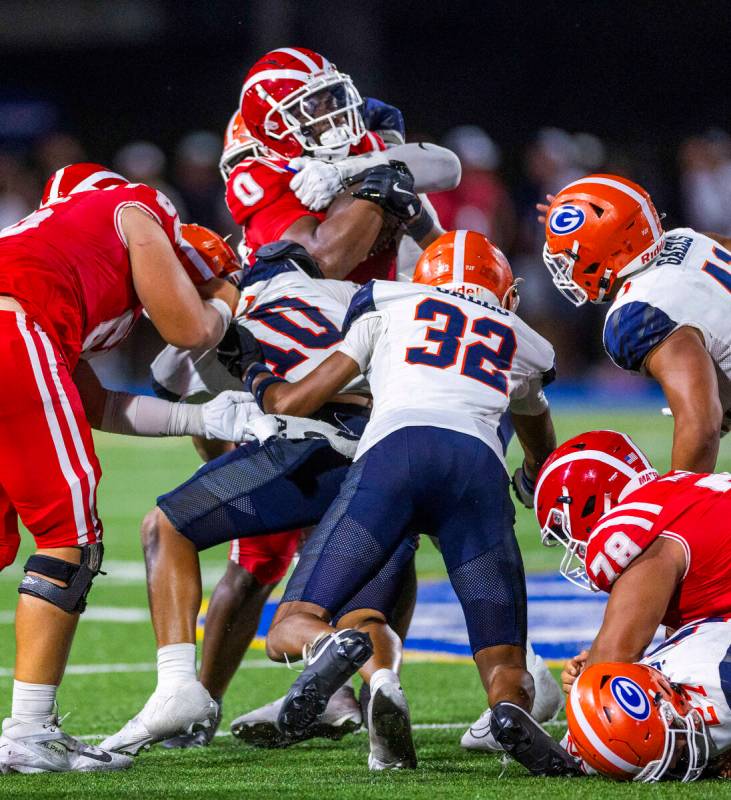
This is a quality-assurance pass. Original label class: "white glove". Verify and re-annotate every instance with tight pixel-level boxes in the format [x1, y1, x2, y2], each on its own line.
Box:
[289, 157, 345, 211]
[246, 414, 360, 459]
[512, 465, 536, 509]
[199, 390, 262, 442]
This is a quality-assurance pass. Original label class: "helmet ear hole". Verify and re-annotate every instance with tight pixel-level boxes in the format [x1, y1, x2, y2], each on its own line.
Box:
[580, 495, 596, 518]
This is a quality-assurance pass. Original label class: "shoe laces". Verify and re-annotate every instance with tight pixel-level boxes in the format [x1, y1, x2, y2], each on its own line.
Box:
[302, 631, 332, 665]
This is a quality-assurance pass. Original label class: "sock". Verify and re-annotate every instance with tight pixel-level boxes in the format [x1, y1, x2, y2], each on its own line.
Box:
[369, 668, 400, 696]
[12, 681, 57, 724]
[156, 643, 197, 690]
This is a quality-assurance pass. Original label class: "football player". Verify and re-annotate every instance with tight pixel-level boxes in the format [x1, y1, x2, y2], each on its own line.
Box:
[234, 47, 460, 281]
[541, 174, 731, 472]
[244, 230, 578, 775]
[534, 430, 731, 780]
[0, 165, 255, 774]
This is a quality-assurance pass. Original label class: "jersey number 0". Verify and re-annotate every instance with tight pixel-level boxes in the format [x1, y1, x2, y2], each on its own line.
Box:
[404, 298, 517, 394]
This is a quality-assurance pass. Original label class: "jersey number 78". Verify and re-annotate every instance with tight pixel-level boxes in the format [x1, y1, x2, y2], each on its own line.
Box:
[405, 298, 516, 394]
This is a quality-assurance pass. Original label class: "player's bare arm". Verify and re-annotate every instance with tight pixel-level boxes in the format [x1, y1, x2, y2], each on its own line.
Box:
[121, 207, 239, 349]
[586, 538, 686, 666]
[253, 351, 361, 417]
[512, 409, 557, 480]
[282, 202, 385, 279]
[644, 326, 722, 471]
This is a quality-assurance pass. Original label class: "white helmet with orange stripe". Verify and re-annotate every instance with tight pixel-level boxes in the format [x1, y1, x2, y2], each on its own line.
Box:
[41, 162, 127, 206]
[543, 173, 665, 306]
[240, 47, 365, 161]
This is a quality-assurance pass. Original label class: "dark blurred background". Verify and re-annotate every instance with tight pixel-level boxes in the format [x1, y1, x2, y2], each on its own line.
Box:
[2, 0, 729, 395]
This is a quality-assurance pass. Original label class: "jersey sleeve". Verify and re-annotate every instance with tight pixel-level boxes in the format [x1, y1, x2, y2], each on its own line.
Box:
[509, 319, 556, 415]
[341, 281, 377, 335]
[115, 184, 181, 247]
[319, 279, 360, 312]
[603, 301, 679, 372]
[338, 314, 383, 372]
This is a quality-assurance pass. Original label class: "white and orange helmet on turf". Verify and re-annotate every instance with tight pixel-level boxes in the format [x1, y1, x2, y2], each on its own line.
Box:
[413, 230, 521, 310]
[240, 47, 365, 160]
[543, 173, 665, 306]
[41, 162, 127, 205]
[567, 662, 708, 782]
[219, 110, 263, 181]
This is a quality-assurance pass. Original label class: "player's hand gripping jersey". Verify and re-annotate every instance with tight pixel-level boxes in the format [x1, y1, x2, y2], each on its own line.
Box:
[225, 135, 397, 283]
[604, 229, 731, 426]
[338, 280, 555, 463]
[152, 254, 368, 400]
[0, 184, 180, 369]
[585, 470, 731, 630]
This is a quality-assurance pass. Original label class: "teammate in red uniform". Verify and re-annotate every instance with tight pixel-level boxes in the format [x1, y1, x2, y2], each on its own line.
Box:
[535, 429, 731, 664]
[0, 164, 251, 774]
[233, 47, 460, 281]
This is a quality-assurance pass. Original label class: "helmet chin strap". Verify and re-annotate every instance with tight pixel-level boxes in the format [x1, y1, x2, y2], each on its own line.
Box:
[311, 126, 353, 161]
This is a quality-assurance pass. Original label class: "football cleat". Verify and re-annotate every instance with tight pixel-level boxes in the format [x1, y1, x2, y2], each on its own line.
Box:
[277, 628, 372, 739]
[461, 646, 563, 752]
[100, 681, 218, 755]
[231, 684, 362, 748]
[489, 702, 581, 777]
[0, 717, 132, 774]
[161, 699, 222, 749]
[367, 682, 417, 771]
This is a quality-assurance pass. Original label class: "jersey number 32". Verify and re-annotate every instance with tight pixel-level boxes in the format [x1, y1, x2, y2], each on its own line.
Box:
[405, 298, 516, 394]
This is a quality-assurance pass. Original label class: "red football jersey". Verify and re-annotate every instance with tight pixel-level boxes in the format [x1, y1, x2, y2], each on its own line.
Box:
[585, 470, 731, 629]
[225, 132, 397, 283]
[0, 184, 180, 369]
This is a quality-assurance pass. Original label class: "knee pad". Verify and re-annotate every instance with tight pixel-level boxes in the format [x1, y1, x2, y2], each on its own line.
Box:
[18, 542, 104, 614]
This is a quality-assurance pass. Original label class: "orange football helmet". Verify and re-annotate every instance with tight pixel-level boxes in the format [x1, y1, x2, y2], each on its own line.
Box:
[219, 111, 263, 181]
[567, 663, 708, 782]
[176, 223, 241, 286]
[413, 230, 520, 309]
[543, 174, 665, 306]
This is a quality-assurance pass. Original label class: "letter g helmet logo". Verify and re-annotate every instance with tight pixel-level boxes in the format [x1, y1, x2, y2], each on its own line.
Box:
[610, 676, 651, 720]
[549, 204, 586, 235]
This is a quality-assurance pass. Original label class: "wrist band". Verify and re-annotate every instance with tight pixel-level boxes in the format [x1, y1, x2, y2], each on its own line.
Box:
[206, 297, 233, 337]
[243, 362, 285, 410]
[254, 375, 285, 410]
[406, 206, 435, 242]
[243, 362, 272, 394]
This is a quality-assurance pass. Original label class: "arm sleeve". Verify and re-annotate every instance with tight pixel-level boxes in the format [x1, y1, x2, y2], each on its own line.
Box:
[338, 314, 382, 372]
[383, 143, 461, 193]
[603, 301, 680, 372]
[101, 391, 204, 437]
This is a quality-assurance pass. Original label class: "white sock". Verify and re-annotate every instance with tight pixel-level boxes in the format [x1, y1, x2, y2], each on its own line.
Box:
[369, 668, 400, 696]
[156, 643, 197, 690]
[12, 681, 57, 724]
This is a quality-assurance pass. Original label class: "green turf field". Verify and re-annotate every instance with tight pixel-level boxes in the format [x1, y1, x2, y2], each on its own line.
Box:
[0, 409, 729, 798]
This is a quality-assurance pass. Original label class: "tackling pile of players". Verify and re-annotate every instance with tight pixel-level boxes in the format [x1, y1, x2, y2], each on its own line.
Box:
[0, 45, 730, 783]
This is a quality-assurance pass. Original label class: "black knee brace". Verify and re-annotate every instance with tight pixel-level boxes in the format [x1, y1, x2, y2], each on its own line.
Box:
[18, 543, 104, 614]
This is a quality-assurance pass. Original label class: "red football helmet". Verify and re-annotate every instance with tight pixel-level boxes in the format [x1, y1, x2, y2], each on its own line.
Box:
[219, 110, 264, 181]
[543, 174, 665, 306]
[176, 223, 241, 286]
[413, 230, 521, 309]
[240, 47, 365, 160]
[534, 430, 657, 589]
[41, 162, 127, 205]
[568, 663, 708, 782]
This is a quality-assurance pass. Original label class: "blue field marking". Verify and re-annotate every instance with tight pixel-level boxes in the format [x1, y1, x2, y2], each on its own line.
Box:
[246, 573, 624, 662]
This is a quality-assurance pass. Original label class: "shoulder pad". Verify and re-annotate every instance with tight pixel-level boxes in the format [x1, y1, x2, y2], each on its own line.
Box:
[342, 281, 377, 336]
[603, 301, 678, 372]
[254, 240, 323, 279]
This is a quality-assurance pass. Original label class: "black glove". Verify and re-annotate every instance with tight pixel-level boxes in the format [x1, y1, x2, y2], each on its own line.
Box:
[352, 161, 421, 220]
[216, 321, 264, 381]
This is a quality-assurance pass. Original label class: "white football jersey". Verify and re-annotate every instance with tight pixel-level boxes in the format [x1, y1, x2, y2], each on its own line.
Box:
[642, 618, 731, 758]
[604, 228, 731, 421]
[151, 259, 366, 399]
[338, 280, 555, 463]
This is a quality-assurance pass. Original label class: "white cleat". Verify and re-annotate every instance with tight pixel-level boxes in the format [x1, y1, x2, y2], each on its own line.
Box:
[231, 684, 362, 748]
[100, 681, 218, 755]
[367, 683, 417, 771]
[460, 643, 563, 752]
[0, 717, 132, 774]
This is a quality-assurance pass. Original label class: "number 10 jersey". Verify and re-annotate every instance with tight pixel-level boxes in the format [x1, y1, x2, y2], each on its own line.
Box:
[338, 280, 555, 465]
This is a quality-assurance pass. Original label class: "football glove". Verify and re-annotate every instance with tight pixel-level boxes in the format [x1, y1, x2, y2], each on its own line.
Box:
[199, 390, 262, 442]
[352, 162, 421, 220]
[216, 321, 264, 381]
[289, 158, 345, 211]
[512, 464, 536, 509]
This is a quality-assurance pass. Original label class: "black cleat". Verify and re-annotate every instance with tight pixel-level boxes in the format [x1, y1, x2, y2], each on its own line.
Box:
[489, 702, 581, 777]
[161, 700, 222, 749]
[277, 629, 373, 739]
